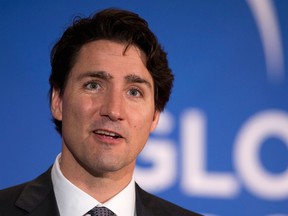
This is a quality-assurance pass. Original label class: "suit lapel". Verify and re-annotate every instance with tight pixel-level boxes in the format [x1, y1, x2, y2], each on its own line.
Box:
[15, 167, 60, 216]
[135, 183, 157, 216]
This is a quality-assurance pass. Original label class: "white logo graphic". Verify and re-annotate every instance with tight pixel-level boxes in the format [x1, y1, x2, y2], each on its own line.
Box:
[247, 0, 285, 82]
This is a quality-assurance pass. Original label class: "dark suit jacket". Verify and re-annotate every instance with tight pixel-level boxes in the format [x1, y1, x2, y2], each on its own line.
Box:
[0, 168, 202, 216]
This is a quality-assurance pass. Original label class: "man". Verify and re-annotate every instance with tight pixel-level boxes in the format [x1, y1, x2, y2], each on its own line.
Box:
[0, 8, 202, 216]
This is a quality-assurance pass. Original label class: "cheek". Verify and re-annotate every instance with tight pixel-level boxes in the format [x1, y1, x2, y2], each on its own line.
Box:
[62, 95, 95, 129]
[131, 110, 156, 138]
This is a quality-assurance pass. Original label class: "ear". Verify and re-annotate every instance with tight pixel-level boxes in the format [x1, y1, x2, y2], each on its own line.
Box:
[150, 110, 160, 132]
[51, 88, 63, 121]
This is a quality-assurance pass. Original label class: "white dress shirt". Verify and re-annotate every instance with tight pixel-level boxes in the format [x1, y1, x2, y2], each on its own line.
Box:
[51, 153, 136, 216]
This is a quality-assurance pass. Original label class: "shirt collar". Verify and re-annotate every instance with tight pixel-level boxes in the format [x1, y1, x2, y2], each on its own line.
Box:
[51, 153, 136, 216]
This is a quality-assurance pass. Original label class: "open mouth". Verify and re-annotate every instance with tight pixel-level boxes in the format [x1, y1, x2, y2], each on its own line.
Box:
[94, 129, 123, 139]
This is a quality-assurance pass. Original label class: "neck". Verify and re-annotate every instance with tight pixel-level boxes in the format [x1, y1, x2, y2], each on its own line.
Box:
[59, 150, 135, 203]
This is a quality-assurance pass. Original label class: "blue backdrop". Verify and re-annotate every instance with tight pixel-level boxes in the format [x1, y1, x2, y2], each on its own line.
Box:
[0, 1, 287, 215]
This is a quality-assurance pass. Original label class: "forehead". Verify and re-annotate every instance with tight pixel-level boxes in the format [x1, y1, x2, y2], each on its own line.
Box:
[69, 40, 152, 81]
[78, 40, 146, 67]
[67, 40, 154, 88]
[82, 39, 146, 56]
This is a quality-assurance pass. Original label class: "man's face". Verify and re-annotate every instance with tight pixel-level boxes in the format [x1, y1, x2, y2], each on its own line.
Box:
[51, 40, 160, 177]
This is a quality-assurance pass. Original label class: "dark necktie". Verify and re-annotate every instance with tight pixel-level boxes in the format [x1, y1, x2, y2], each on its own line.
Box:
[87, 206, 116, 216]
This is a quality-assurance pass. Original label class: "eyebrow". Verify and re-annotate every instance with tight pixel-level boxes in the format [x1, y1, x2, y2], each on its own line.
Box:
[77, 71, 152, 89]
[125, 74, 152, 89]
[77, 71, 112, 81]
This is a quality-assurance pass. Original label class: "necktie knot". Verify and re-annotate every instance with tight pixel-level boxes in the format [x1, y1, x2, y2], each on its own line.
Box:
[87, 206, 116, 216]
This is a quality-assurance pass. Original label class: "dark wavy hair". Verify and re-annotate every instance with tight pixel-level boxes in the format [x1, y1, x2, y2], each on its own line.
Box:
[49, 8, 174, 134]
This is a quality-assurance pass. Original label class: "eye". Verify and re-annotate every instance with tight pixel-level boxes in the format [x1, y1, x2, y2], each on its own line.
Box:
[85, 81, 100, 91]
[128, 88, 142, 97]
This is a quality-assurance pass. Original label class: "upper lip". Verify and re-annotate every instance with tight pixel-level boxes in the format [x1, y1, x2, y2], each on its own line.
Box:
[93, 129, 123, 138]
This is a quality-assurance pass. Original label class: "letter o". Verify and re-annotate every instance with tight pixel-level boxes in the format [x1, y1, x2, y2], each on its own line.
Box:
[234, 110, 288, 199]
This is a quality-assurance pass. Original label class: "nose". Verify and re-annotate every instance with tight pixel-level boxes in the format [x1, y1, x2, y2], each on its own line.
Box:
[100, 88, 124, 121]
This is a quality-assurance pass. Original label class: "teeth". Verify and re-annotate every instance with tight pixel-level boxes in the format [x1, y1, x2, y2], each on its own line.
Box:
[96, 130, 121, 138]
